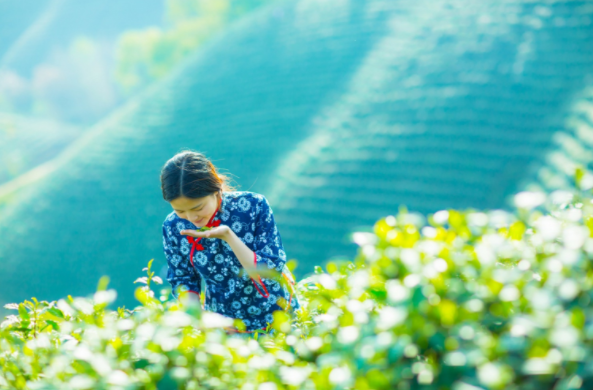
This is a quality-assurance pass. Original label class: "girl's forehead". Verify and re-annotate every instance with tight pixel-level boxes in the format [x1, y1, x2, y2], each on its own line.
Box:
[170, 195, 210, 209]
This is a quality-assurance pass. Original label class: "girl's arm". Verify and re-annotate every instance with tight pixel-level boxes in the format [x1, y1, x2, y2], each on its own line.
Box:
[179, 196, 284, 281]
[180, 224, 260, 277]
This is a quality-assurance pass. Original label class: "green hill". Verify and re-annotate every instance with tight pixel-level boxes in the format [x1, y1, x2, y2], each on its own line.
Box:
[0, 0, 592, 311]
[265, 0, 593, 264]
[0, 0, 389, 310]
[0, 114, 81, 185]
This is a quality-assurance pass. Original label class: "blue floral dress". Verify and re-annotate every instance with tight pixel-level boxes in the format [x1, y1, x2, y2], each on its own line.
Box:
[162, 191, 300, 331]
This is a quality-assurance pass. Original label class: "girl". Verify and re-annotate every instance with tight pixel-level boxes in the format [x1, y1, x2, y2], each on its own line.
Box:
[160, 151, 299, 334]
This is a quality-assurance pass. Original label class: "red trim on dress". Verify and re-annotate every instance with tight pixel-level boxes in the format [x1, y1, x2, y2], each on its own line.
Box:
[251, 252, 270, 298]
[187, 196, 222, 267]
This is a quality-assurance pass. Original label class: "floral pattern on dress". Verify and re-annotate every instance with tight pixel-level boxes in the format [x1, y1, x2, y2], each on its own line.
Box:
[162, 191, 299, 331]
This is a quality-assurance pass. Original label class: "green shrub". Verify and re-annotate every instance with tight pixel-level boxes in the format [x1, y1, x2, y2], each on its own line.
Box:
[3, 183, 593, 389]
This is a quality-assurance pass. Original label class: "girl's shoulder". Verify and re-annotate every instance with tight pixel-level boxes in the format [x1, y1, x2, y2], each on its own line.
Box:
[222, 190, 265, 203]
[222, 191, 269, 218]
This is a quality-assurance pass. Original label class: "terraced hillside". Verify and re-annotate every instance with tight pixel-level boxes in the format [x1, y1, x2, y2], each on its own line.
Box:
[0, 0, 592, 310]
[0, 114, 80, 185]
[0, 0, 387, 309]
[266, 0, 593, 264]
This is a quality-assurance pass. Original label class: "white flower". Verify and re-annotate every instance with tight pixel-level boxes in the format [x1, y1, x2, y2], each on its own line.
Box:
[238, 197, 251, 212]
[195, 252, 208, 266]
[247, 306, 261, 315]
[170, 255, 182, 267]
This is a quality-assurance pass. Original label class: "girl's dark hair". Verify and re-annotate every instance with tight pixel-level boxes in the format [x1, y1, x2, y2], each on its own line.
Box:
[160, 151, 235, 201]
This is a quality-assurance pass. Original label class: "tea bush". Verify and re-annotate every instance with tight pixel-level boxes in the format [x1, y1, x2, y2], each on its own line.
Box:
[3, 182, 593, 389]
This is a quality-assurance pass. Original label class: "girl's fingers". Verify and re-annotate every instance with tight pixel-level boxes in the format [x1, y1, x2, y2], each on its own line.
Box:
[180, 227, 223, 238]
[180, 230, 207, 237]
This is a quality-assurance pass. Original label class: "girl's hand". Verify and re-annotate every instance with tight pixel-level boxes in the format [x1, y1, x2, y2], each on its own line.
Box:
[180, 225, 232, 241]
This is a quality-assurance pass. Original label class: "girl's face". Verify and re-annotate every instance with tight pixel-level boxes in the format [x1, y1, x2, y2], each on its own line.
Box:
[170, 192, 220, 228]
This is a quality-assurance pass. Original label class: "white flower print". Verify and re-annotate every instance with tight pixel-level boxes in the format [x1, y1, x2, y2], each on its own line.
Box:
[247, 306, 261, 315]
[244, 232, 254, 244]
[240, 296, 251, 305]
[267, 259, 275, 269]
[244, 285, 253, 294]
[265, 314, 274, 323]
[214, 274, 224, 282]
[195, 252, 208, 266]
[170, 254, 182, 267]
[232, 301, 241, 310]
[167, 213, 175, 221]
[175, 269, 184, 276]
[231, 265, 240, 274]
[242, 319, 251, 327]
[180, 244, 190, 255]
[176, 222, 186, 234]
[232, 221, 242, 233]
[262, 245, 273, 256]
[238, 197, 251, 212]
[221, 209, 230, 221]
[279, 249, 286, 260]
[214, 254, 224, 264]
[271, 280, 281, 292]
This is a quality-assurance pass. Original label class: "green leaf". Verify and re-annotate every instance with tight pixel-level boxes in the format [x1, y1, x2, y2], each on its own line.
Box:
[18, 304, 29, 320]
[97, 276, 110, 291]
[47, 308, 65, 319]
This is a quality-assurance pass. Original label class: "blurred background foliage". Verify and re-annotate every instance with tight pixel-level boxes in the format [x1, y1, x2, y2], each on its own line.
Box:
[0, 0, 276, 189]
[0, 0, 592, 315]
[115, 0, 277, 93]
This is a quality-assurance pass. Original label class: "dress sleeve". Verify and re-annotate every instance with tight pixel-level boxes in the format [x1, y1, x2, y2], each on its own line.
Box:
[162, 223, 202, 301]
[250, 195, 287, 295]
